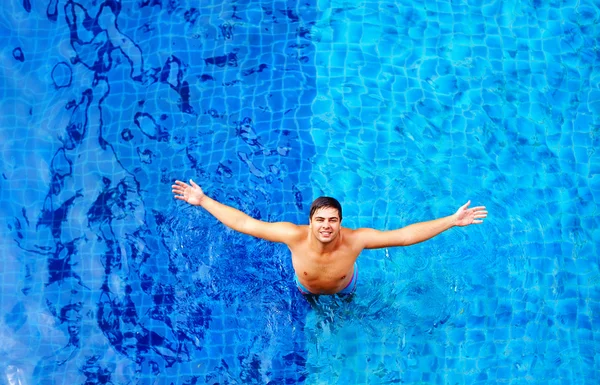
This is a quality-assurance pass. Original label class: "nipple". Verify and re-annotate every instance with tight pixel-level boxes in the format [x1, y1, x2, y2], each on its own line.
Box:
[341, 275, 346, 280]
[304, 272, 307, 276]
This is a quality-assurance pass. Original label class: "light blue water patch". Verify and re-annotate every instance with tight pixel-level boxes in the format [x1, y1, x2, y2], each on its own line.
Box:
[308, 0, 599, 383]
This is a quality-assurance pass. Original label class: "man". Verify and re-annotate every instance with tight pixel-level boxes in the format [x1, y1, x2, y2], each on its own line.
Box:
[172, 179, 487, 295]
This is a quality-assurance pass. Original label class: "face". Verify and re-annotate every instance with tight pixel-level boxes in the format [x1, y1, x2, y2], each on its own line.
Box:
[310, 207, 341, 243]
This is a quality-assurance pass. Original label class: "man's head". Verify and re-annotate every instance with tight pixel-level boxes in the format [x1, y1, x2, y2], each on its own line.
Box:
[309, 197, 342, 243]
[309, 197, 342, 221]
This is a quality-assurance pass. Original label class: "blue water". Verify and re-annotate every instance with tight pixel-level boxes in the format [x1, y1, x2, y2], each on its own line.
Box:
[1, 0, 599, 384]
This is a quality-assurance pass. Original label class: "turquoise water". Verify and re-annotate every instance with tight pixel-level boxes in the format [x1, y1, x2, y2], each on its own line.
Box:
[1, 0, 599, 384]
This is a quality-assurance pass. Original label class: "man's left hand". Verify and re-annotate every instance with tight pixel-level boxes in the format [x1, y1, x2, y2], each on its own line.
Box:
[454, 200, 487, 226]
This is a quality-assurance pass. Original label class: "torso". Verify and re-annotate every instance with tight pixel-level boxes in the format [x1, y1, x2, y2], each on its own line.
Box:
[288, 227, 362, 294]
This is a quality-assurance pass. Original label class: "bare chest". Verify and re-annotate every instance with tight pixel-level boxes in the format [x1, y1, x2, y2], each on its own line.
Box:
[289, 243, 359, 283]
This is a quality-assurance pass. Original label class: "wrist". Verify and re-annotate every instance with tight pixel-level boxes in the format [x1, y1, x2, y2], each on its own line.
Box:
[196, 193, 207, 206]
[450, 213, 458, 227]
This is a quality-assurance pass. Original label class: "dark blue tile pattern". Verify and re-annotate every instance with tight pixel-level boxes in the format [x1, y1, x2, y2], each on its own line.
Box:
[1, 0, 317, 383]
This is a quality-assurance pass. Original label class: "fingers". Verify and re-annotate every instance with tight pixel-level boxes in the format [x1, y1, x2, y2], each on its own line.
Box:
[473, 220, 483, 224]
[460, 200, 471, 210]
[174, 195, 186, 201]
[173, 180, 189, 187]
[171, 179, 201, 190]
[473, 211, 488, 220]
[468, 206, 487, 217]
[172, 180, 191, 194]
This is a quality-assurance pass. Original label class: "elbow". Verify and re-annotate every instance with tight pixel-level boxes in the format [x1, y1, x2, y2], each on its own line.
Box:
[400, 235, 419, 246]
[235, 217, 250, 234]
[236, 216, 258, 236]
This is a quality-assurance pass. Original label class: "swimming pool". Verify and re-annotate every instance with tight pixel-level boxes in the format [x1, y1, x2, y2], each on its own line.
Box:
[1, 0, 599, 383]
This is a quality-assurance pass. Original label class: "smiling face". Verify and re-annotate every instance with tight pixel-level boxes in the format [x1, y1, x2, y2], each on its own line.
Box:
[309, 207, 341, 244]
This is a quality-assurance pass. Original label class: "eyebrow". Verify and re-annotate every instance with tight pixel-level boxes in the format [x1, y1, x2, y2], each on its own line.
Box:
[314, 216, 339, 220]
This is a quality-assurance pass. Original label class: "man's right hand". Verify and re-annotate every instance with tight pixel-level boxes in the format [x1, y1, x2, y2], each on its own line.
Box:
[172, 179, 205, 206]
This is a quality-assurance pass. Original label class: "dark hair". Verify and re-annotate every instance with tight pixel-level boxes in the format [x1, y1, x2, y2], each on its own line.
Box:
[309, 196, 342, 221]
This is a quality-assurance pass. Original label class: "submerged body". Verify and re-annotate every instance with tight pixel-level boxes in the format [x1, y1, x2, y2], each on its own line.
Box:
[171, 180, 487, 295]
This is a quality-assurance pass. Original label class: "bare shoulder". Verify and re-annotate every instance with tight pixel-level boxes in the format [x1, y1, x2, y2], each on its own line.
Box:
[341, 227, 372, 247]
[344, 227, 388, 249]
[343, 227, 376, 237]
[281, 223, 308, 239]
[275, 222, 309, 244]
[273, 223, 308, 247]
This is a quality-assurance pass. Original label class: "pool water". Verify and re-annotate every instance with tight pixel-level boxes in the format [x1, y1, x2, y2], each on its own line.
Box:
[1, 0, 599, 384]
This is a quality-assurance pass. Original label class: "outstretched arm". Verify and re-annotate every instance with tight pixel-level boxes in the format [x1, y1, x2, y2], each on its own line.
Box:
[172, 179, 302, 244]
[356, 201, 487, 249]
